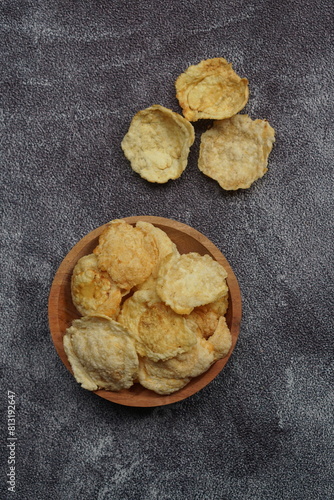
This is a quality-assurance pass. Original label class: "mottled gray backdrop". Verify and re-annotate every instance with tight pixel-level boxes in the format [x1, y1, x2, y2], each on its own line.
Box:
[1, 0, 333, 499]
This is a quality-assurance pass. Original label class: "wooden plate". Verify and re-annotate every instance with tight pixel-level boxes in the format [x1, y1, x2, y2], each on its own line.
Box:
[48, 216, 242, 407]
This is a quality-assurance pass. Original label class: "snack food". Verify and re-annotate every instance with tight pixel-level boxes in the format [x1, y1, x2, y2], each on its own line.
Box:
[63, 315, 139, 391]
[156, 252, 228, 314]
[121, 104, 195, 183]
[138, 316, 232, 395]
[135, 220, 179, 277]
[93, 219, 158, 291]
[118, 289, 198, 361]
[175, 57, 249, 122]
[62, 219, 233, 396]
[198, 114, 276, 190]
[71, 253, 122, 318]
[187, 295, 229, 339]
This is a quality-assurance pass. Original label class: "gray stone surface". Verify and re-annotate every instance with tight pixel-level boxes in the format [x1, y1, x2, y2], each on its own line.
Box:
[1, 0, 333, 499]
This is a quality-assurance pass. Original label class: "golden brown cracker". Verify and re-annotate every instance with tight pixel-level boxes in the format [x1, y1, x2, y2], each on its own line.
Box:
[71, 253, 122, 318]
[93, 219, 158, 290]
[156, 252, 228, 314]
[175, 57, 249, 122]
[138, 318, 232, 395]
[187, 294, 229, 339]
[121, 105, 195, 183]
[118, 289, 197, 362]
[198, 114, 275, 190]
[63, 315, 139, 392]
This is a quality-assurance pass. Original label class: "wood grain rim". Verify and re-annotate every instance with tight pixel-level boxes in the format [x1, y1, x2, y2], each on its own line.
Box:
[48, 216, 242, 407]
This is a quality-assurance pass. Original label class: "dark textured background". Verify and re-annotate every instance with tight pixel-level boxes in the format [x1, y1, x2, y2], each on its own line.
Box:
[1, 1, 334, 499]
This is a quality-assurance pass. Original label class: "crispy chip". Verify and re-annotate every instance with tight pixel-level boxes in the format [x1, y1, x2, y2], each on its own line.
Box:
[187, 294, 229, 339]
[207, 294, 229, 317]
[71, 253, 122, 318]
[137, 360, 192, 395]
[93, 219, 158, 290]
[156, 252, 228, 315]
[209, 316, 233, 361]
[63, 315, 139, 392]
[134, 274, 158, 292]
[118, 289, 197, 361]
[135, 221, 179, 277]
[117, 288, 158, 337]
[138, 318, 232, 394]
[121, 104, 195, 183]
[175, 57, 249, 122]
[198, 114, 275, 190]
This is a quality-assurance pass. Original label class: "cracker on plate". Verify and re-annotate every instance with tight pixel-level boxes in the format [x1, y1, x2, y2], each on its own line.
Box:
[198, 114, 275, 190]
[175, 57, 249, 122]
[135, 221, 179, 278]
[118, 289, 198, 362]
[186, 294, 229, 339]
[121, 104, 195, 183]
[138, 316, 232, 395]
[63, 315, 139, 392]
[93, 219, 158, 291]
[156, 252, 228, 315]
[71, 253, 122, 318]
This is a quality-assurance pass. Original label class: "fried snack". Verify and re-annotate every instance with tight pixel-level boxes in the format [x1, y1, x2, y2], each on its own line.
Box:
[93, 219, 158, 291]
[71, 254, 122, 318]
[138, 317, 232, 395]
[63, 315, 139, 392]
[118, 289, 198, 362]
[138, 360, 192, 395]
[198, 114, 275, 190]
[208, 316, 233, 358]
[156, 252, 228, 315]
[175, 57, 249, 122]
[187, 294, 229, 339]
[134, 274, 158, 292]
[135, 221, 179, 278]
[121, 104, 195, 183]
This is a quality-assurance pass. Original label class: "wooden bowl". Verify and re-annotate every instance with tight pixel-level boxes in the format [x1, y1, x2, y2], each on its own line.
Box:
[48, 216, 242, 407]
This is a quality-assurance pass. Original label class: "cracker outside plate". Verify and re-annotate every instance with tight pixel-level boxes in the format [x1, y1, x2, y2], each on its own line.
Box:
[48, 216, 242, 407]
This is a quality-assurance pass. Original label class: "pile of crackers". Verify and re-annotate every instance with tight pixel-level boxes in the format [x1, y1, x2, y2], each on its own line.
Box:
[63, 219, 231, 395]
[121, 57, 275, 190]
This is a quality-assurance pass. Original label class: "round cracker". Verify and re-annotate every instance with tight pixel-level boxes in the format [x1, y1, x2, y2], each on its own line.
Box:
[121, 104, 195, 183]
[208, 316, 233, 361]
[138, 319, 232, 395]
[156, 252, 228, 315]
[135, 221, 179, 277]
[186, 294, 229, 339]
[63, 315, 139, 392]
[134, 274, 158, 292]
[117, 289, 155, 342]
[71, 253, 122, 318]
[93, 219, 158, 290]
[175, 57, 249, 122]
[137, 359, 192, 395]
[118, 289, 197, 361]
[198, 114, 276, 190]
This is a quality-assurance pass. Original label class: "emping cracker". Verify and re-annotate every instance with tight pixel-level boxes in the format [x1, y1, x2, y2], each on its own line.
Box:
[93, 219, 158, 291]
[63, 315, 139, 392]
[71, 253, 122, 318]
[135, 221, 179, 277]
[175, 57, 249, 122]
[118, 289, 198, 362]
[186, 294, 229, 339]
[64, 219, 233, 396]
[156, 252, 228, 314]
[121, 104, 195, 183]
[138, 316, 232, 395]
[198, 114, 276, 190]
